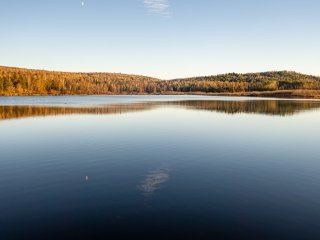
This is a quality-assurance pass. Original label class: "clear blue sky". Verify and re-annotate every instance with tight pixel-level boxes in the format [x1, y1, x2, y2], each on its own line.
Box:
[1, 0, 319, 79]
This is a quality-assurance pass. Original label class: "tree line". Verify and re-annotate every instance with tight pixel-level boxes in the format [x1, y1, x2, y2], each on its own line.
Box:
[1, 66, 320, 96]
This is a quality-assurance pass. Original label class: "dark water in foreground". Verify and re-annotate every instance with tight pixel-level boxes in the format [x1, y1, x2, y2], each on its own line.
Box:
[1, 96, 320, 240]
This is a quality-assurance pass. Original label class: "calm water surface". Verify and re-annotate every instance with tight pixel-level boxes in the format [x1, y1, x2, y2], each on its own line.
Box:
[1, 96, 320, 240]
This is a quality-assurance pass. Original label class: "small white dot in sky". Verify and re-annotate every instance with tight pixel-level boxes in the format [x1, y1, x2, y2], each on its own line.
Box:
[81, 2, 84, 7]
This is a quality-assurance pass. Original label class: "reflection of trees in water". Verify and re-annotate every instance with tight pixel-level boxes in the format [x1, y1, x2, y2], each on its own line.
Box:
[0, 104, 155, 120]
[1, 100, 320, 120]
[169, 100, 320, 116]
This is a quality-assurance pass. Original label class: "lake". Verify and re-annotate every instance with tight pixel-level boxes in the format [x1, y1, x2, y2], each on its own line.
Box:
[1, 95, 320, 240]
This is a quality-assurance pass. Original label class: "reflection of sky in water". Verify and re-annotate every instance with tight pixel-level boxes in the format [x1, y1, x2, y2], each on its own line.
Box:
[140, 169, 169, 195]
[1, 96, 320, 239]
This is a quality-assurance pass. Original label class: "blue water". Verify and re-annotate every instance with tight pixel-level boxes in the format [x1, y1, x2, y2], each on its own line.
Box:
[1, 96, 320, 239]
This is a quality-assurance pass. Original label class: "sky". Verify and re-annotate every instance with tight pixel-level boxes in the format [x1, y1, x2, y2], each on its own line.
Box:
[0, 0, 320, 79]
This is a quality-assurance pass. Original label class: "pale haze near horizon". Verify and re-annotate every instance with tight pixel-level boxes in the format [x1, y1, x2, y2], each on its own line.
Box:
[0, 0, 319, 79]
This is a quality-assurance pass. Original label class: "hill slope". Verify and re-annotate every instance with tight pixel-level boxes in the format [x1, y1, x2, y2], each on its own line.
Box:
[0, 66, 160, 95]
[0, 66, 320, 96]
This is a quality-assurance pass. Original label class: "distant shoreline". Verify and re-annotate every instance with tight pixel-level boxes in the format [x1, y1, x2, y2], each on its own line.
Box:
[2, 90, 320, 100]
[1, 66, 320, 99]
[188, 90, 320, 99]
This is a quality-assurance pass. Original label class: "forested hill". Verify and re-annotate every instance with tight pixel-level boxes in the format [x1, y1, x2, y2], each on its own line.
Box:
[0, 66, 159, 95]
[1, 66, 320, 96]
